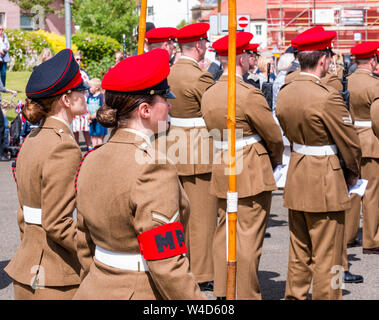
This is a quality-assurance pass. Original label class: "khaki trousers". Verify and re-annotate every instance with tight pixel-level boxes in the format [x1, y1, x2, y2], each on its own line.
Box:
[285, 210, 344, 300]
[213, 191, 271, 299]
[360, 158, 379, 249]
[180, 173, 218, 283]
[13, 280, 78, 300]
[344, 194, 361, 245]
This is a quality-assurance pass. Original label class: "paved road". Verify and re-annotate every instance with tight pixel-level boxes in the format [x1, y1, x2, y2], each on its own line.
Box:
[0, 139, 378, 300]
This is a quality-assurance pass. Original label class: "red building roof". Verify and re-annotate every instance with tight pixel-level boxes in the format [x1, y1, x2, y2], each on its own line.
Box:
[201, 0, 267, 21]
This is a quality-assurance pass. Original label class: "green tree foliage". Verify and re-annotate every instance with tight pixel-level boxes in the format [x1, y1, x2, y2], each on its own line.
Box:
[72, 0, 139, 52]
[7, 0, 57, 14]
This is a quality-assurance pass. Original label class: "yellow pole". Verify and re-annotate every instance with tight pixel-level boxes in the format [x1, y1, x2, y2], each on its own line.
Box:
[138, 0, 147, 55]
[226, 0, 237, 301]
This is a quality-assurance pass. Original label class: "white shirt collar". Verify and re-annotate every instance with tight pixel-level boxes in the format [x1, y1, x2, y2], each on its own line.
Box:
[179, 55, 199, 66]
[49, 116, 71, 131]
[121, 128, 152, 147]
[300, 72, 321, 81]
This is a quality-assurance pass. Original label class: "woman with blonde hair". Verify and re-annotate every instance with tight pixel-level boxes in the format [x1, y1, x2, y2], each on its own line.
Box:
[39, 48, 53, 64]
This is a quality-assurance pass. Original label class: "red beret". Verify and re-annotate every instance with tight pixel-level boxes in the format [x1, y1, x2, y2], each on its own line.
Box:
[296, 30, 336, 52]
[26, 49, 89, 99]
[351, 41, 379, 59]
[102, 49, 174, 98]
[176, 22, 209, 43]
[145, 27, 178, 44]
[212, 32, 253, 56]
[291, 26, 325, 48]
[247, 43, 260, 53]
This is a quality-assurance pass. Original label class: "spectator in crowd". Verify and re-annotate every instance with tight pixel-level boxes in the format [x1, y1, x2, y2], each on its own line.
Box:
[243, 49, 260, 89]
[115, 51, 124, 65]
[272, 53, 295, 116]
[257, 56, 275, 91]
[72, 51, 92, 150]
[0, 79, 17, 161]
[132, 22, 156, 56]
[87, 78, 107, 148]
[272, 53, 295, 189]
[0, 25, 10, 86]
[39, 48, 53, 64]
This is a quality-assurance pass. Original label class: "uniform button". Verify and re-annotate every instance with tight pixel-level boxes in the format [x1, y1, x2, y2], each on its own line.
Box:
[59, 129, 64, 133]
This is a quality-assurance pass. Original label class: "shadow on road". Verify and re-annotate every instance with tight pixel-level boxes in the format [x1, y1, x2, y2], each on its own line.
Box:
[259, 270, 286, 300]
[267, 214, 288, 228]
[0, 260, 12, 289]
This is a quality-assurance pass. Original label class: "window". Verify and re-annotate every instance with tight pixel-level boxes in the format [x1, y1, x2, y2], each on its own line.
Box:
[255, 25, 262, 36]
[147, 6, 154, 16]
[0, 13, 4, 26]
[20, 14, 34, 30]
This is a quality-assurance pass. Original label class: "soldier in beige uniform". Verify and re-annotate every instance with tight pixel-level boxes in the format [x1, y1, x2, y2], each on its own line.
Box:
[346, 42, 379, 254]
[371, 98, 379, 138]
[202, 32, 284, 299]
[73, 49, 206, 300]
[5, 49, 90, 299]
[276, 30, 361, 300]
[166, 22, 217, 290]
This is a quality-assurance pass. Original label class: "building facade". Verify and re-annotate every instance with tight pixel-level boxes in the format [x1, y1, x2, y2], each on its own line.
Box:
[0, 0, 74, 35]
[267, 0, 379, 52]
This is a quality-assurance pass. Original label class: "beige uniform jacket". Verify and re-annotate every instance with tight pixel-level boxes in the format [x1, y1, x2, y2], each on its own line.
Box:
[276, 74, 361, 212]
[75, 129, 206, 300]
[348, 69, 379, 158]
[167, 58, 215, 176]
[202, 75, 284, 199]
[370, 99, 379, 138]
[285, 68, 343, 90]
[5, 117, 81, 286]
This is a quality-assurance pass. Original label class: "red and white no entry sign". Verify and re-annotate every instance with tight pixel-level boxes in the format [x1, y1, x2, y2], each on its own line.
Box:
[238, 16, 249, 29]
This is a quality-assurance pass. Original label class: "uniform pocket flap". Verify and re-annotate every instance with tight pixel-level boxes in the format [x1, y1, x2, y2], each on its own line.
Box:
[254, 142, 268, 155]
[328, 156, 342, 170]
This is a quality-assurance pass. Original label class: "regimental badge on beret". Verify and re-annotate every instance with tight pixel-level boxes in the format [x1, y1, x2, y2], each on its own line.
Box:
[26, 49, 90, 99]
[101, 49, 175, 99]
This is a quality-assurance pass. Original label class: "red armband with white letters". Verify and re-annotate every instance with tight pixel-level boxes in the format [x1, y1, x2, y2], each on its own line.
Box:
[137, 222, 187, 260]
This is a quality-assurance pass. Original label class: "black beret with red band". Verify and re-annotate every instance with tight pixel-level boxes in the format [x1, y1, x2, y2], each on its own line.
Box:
[26, 49, 88, 99]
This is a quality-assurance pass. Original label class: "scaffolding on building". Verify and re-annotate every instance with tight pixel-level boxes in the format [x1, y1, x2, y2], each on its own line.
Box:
[267, 0, 379, 53]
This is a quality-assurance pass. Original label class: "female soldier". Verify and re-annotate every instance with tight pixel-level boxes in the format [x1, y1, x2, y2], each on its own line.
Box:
[5, 49, 90, 299]
[73, 48, 206, 300]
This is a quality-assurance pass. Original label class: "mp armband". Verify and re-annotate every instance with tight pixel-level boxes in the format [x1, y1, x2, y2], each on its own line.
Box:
[137, 222, 187, 260]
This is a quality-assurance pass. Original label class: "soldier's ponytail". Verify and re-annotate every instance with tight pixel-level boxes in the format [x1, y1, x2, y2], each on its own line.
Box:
[22, 95, 61, 124]
[98, 90, 155, 129]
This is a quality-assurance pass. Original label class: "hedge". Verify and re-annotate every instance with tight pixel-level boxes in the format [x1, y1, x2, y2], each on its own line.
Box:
[5, 29, 53, 71]
[72, 32, 122, 78]
[4, 29, 121, 77]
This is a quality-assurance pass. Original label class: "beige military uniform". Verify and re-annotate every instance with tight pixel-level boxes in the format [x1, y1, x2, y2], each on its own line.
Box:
[73, 129, 206, 300]
[285, 66, 356, 270]
[370, 98, 379, 138]
[5, 117, 81, 299]
[285, 68, 343, 90]
[165, 56, 217, 283]
[347, 69, 379, 250]
[276, 73, 361, 300]
[202, 74, 283, 299]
